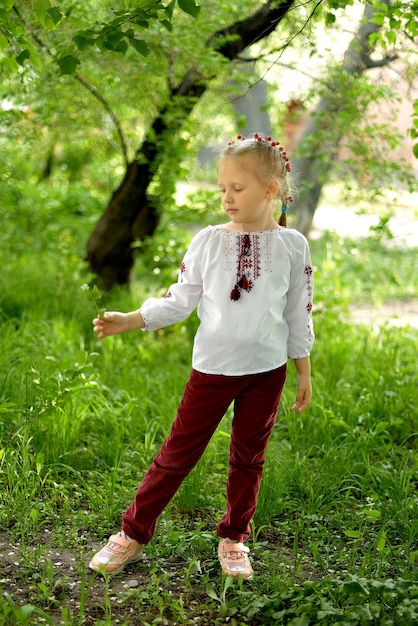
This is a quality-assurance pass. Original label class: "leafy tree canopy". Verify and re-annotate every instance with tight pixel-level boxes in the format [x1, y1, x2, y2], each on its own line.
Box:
[2, 1, 416, 153]
[1, 1, 416, 210]
[0, 0, 200, 75]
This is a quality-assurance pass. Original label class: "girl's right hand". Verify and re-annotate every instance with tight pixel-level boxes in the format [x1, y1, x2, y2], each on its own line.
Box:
[92, 312, 129, 339]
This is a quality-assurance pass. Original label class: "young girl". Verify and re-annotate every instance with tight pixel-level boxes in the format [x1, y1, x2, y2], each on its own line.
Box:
[89, 133, 314, 579]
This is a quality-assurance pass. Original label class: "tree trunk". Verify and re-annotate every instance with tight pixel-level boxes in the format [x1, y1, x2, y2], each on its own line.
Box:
[291, 1, 394, 235]
[86, 0, 295, 288]
[86, 161, 159, 289]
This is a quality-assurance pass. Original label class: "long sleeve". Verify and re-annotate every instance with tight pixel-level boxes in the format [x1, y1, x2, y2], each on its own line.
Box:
[283, 233, 314, 359]
[139, 229, 207, 331]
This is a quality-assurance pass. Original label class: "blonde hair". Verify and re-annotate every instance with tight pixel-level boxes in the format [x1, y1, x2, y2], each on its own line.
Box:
[220, 134, 292, 226]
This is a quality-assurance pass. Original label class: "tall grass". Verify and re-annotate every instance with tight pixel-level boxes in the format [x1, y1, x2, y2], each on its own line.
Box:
[1, 179, 417, 624]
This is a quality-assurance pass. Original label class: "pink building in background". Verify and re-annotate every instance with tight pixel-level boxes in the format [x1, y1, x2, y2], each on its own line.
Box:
[283, 65, 417, 175]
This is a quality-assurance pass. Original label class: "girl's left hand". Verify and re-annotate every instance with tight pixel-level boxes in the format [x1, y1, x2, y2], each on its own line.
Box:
[291, 357, 312, 414]
[290, 380, 312, 414]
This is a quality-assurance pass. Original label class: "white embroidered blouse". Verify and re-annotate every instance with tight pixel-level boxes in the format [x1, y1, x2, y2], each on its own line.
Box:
[140, 226, 314, 376]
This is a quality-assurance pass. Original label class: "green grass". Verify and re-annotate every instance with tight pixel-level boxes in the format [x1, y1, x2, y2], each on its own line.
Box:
[0, 180, 417, 624]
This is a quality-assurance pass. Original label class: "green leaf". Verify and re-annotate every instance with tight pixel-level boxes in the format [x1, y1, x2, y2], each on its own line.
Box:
[165, 0, 176, 19]
[205, 584, 219, 601]
[376, 529, 387, 553]
[325, 12, 336, 25]
[373, 2, 389, 15]
[409, 550, 418, 564]
[57, 54, 81, 75]
[132, 18, 149, 29]
[105, 29, 124, 47]
[90, 285, 102, 300]
[343, 580, 369, 596]
[360, 509, 381, 519]
[129, 38, 150, 56]
[115, 39, 128, 55]
[177, 0, 201, 18]
[16, 49, 30, 65]
[33, 0, 50, 20]
[385, 30, 397, 45]
[160, 19, 173, 31]
[72, 34, 91, 51]
[20, 605, 37, 618]
[290, 616, 310, 626]
[370, 14, 384, 26]
[46, 7, 64, 26]
[344, 529, 362, 539]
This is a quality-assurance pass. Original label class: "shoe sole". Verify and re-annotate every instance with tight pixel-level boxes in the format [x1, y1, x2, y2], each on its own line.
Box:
[88, 554, 143, 575]
[219, 567, 253, 580]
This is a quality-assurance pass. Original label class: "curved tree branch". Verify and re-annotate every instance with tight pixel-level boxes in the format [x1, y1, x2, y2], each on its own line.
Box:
[343, 0, 394, 71]
[75, 74, 129, 166]
[13, 4, 129, 165]
[361, 53, 399, 68]
[171, 0, 299, 97]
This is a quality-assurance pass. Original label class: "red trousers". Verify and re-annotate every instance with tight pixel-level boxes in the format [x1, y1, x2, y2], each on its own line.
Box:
[122, 365, 286, 544]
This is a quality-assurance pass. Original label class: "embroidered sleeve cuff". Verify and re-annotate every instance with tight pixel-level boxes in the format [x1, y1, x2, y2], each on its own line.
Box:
[139, 309, 149, 331]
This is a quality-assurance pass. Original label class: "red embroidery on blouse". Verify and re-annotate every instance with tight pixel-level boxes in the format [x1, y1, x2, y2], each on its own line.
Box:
[164, 290, 172, 299]
[230, 234, 261, 301]
[179, 262, 186, 284]
[304, 265, 313, 317]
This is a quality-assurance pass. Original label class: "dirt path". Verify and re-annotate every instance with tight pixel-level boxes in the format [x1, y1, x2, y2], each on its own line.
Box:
[0, 528, 312, 625]
[349, 300, 418, 328]
[0, 530, 214, 625]
[312, 198, 418, 328]
[310, 195, 418, 249]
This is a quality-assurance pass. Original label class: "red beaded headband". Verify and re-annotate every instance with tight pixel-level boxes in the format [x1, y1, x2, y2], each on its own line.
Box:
[227, 133, 292, 173]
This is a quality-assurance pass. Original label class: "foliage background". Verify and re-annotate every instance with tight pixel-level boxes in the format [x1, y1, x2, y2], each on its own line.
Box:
[0, 0, 417, 624]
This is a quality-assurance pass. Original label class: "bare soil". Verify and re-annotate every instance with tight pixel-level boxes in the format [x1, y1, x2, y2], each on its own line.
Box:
[0, 529, 209, 625]
[0, 528, 315, 625]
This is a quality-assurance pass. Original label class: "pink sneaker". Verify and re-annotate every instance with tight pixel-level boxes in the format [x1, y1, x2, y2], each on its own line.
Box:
[218, 538, 253, 579]
[89, 532, 143, 575]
